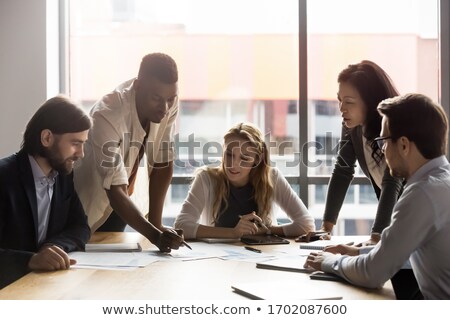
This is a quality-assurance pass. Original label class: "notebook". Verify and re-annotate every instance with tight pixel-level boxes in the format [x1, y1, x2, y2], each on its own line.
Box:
[231, 281, 342, 300]
[299, 240, 341, 250]
[85, 242, 142, 252]
[256, 256, 312, 273]
[241, 234, 289, 245]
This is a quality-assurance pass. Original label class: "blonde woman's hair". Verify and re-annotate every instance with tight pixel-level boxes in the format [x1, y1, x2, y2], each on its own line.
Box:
[203, 122, 274, 225]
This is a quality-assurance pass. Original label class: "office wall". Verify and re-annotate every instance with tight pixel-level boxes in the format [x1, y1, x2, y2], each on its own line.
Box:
[0, 0, 52, 157]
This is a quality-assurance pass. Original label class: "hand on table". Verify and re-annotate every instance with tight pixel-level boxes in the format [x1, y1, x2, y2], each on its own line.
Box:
[303, 251, 333, 271]
[28, 245, 75, 271]
[355, 233, 381, 247]
[323, 244, 360, 256]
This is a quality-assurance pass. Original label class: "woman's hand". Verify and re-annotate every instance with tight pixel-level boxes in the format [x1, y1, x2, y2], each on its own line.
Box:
[233, 212, 262, 237]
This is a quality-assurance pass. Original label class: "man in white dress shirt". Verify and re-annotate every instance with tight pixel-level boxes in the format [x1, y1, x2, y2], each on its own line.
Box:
[305, 93, 450, 299]
[74, 53, 184, 252]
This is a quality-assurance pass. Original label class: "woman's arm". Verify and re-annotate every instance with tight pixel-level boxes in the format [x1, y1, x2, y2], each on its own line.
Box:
[271, 168, 315, 236]
[174, 171, 209, 239]
[322, 125, 357, 231]
[196, 212, 260, 238]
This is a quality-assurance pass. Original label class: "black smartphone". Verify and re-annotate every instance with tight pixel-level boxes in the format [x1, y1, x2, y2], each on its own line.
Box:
[295, 231, 329, 242]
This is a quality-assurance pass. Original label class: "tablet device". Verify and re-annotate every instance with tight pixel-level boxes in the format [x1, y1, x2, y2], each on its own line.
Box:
[199, 238, 240, 243]
[240, 234, 289, 245]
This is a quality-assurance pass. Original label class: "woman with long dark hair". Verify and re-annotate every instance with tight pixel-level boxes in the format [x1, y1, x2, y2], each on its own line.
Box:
[320, 60, 403, 245]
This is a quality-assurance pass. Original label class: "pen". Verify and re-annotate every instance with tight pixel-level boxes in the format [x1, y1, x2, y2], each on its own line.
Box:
[182, 240, 192, 250]
[244, 246, 262, 253]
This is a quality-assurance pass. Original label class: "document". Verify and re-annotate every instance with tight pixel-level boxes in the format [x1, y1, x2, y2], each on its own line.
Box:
[178, 242, 275, 262]
[70, 242, 281, 269]
[152, 243, 229, 261]
[69, 251, 160, 269]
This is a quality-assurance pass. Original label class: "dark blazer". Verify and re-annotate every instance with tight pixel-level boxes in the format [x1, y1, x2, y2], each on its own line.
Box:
[323, 125, 404, 234]
[0, 150, 90, 289]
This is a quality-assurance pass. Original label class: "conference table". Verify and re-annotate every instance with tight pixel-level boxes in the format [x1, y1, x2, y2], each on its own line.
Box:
[0, 232, 395, 300]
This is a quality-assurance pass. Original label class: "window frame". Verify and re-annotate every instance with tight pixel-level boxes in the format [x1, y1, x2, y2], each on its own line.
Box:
[61, 0, 450, 223]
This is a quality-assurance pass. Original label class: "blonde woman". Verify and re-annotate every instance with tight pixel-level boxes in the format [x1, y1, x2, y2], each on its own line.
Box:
[174, 122, 315, 239]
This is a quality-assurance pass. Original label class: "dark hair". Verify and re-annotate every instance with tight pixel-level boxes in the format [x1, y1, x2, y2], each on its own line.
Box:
[137, 53, 178, 84]
[378, 93, 448, 159]
[338, 60, 399, 162]
[21, 95, 92, 156]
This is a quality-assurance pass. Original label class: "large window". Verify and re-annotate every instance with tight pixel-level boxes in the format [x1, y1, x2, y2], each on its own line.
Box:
[68, 0, 441, 232]
[306, 0, 439, 234]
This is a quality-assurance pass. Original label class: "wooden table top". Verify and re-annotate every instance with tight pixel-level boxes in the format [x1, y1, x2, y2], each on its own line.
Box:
[0, 232, 395, 300]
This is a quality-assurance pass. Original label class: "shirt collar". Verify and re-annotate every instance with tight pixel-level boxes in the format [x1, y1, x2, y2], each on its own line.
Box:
[405, 155, 449, 187]
[28, 155, 58, 187]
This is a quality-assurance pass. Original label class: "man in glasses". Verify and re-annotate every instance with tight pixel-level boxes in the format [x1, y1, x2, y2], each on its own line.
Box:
[305, 93, 450, 299]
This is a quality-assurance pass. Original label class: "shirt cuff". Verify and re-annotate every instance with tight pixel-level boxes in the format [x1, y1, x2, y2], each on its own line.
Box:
[321, 253, 341, 273]
[359, 246, 374, 255]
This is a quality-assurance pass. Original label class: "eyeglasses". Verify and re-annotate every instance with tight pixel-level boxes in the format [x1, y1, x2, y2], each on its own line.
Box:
[374, 136, 392, 150]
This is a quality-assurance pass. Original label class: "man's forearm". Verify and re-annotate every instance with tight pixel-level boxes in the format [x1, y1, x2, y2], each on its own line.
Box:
[106, 185, 160, 244]
[148, 161, 173, 229]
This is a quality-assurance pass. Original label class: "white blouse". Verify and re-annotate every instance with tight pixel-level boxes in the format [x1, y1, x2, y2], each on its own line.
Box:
[362, 135, 386, 189]
[174, 167, 315, 239]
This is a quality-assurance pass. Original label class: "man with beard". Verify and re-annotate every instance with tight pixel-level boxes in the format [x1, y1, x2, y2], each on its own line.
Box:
[0, 96, 91, 289]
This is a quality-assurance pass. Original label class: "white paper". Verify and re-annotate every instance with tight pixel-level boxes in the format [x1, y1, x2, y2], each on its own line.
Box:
[69, 251, 161, 268]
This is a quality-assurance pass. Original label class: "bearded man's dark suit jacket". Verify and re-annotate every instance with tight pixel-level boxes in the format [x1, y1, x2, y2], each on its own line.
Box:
[0, 150, 90, 289]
